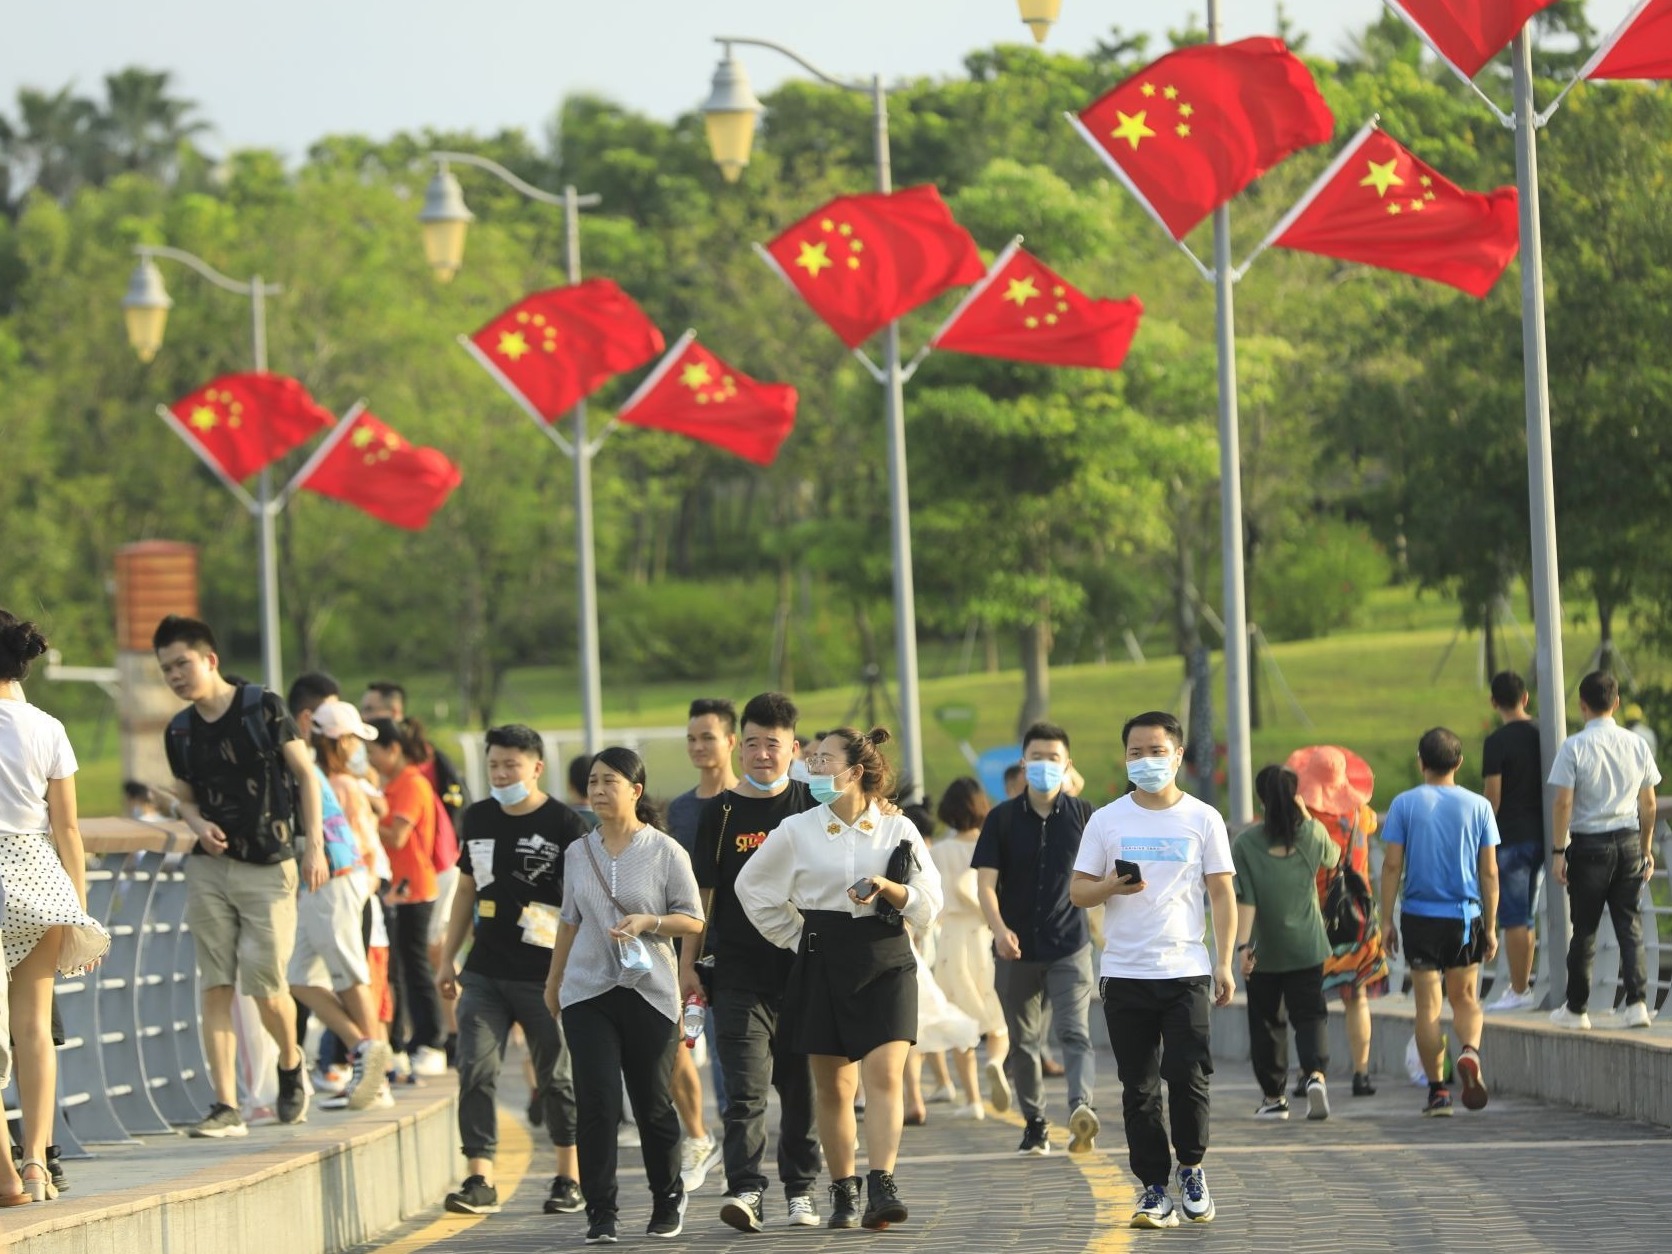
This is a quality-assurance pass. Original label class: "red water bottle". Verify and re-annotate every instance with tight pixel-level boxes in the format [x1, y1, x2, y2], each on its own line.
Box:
[681, 994, 706, 1049]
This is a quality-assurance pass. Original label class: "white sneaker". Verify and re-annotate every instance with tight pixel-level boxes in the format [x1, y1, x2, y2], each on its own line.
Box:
[984, 1060, 1012, 1114]
[785, 1193, 819, 1227]
[1130, 1185, 1179, 1229]
[348, 1040, 395, 1110]
[1176, 1166, 1215, 1223]
[926, 1082, 959, 1104]
[1486, 986, 1537, 1013]
[950, 1100, 986, 1120]
[679, 1133, 720, 1193]
[371, 1085, 396, 1110]
[1609, 1001, 1654, 1028]
[411, 1046, 448, 1077]
[1549, 1006, 1592, 1031]
[1067, 1102, 1099, 1153]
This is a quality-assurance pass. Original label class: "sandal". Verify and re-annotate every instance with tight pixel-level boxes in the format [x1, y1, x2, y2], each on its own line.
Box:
[20, 1158, 56, 1202]
[0, 1186, 30, 1207]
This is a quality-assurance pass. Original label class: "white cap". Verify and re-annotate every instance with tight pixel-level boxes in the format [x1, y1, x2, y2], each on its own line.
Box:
[313, 698, 377, 741]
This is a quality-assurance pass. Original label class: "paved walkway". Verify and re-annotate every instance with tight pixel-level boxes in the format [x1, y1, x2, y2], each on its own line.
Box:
[355, 1038, 1672, 1254]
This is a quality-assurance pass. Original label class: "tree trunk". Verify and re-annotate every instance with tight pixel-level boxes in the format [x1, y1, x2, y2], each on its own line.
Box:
[1016, 617, 1051, 737]
[1482, 599, 1499, 682]
[983, 620, 1000, 673]
[1597, 594, 1617, 676]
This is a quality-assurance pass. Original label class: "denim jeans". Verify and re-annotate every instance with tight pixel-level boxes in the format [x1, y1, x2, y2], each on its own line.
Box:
[1564, 828, 1649, 1013]
[993, 945, 1095, 1121]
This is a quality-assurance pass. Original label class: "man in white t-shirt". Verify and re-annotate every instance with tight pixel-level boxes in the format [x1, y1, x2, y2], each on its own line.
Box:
[1070, 711, 1235, 1232]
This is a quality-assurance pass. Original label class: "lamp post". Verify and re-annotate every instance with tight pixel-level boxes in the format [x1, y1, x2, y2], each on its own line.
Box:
[122, 246, 285, 692]
[702, 37, 928, 800]
[419, 153, 608, 753]
[1016, 0, 1063, 43]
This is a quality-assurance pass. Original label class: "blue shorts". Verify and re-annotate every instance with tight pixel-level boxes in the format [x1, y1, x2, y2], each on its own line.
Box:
[1495, 841, 1544, 930]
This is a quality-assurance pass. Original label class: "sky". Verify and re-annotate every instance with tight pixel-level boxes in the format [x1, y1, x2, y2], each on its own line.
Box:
[3, 1, 1642, 161]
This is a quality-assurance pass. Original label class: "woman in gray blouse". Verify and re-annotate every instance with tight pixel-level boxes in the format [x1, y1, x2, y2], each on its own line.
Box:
[545, 747, 703, 1244]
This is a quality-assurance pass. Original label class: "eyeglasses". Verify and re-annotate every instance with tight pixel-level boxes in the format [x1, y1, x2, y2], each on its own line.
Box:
[804, 754, 848, 769]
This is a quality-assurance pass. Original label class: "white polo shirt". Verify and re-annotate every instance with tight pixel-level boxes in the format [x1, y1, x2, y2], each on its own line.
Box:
[1548, 717, 1662, 835]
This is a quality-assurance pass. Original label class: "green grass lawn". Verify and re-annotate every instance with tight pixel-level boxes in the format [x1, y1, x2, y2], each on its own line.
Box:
[53, 583, 1657, 816]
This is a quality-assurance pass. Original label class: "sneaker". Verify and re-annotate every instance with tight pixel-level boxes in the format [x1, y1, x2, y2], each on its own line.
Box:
[926, 1081, 959, 1104]
[544, 1176, 583, 1215]
[277, 1062, 310, 1124]
[1456, 1049, 1488, 1111]
[1254, 1096, 1291, 1120]
[1067, 1102, 1099, 1153]
[861, 1169, 907, 1230]
[318, 1091, 351, 1111]
[1291, 1074, 1309, 1099]
[411, 1045, 449, 1077]
[1485, 986, 1537, 1013]
[1176, 1166, 1214, 1223]
[1130, 1184, 1179, 1229]
[314, 1063, 351, 1092]
[1305, 1074, 1330, 1121]
[189, 1102, 248, 1138]
[347, 1040, 394, 1111]
[646, 1190, 688, 1237]
[1423, 1087, 1455, 1117]
[985, 1059, 1012, 1114]
[585, 1215, 619, 1244]
[617, 1121, 641, 1148]
[389, 1051, 416, 1085]
[370, 1085, 395, 1110]
[679, 1132, 720, 1193]
[1016, 1116, 1051, 1156]
[720, 1190, 764, 1233]
[950, 1100, 986, 1120]
[786, 1193, 819, 1227]
[444, 1175, 501, 1214]
[1352, 1072, 1376, 1097]
[1550, 1006, 1592, 1031]
[1611, 1000, 1654, 1028]
[827, 1176, 862, 1229]
[45, 1146, 66, 1195]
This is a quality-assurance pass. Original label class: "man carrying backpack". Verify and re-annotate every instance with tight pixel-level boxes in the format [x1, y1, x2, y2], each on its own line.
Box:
[156, 615, 327, 1137]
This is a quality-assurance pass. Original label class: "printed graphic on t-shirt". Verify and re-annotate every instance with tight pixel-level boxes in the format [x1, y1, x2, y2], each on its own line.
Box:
[732, 828, 769, 855]
[515, 832, 564, 888]
[466, 839, 496, 888]
[1120, 836, 1193, 863]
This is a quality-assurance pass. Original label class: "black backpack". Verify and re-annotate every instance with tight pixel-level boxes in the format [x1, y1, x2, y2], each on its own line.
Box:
[1322, 816, 1375, 949]
[164, 684, 298, 841]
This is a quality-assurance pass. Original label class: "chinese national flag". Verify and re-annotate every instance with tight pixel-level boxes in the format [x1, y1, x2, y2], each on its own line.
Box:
[467, 278, 664, 421]
[618, 335, 797, 467]
[1586, 0, 1672, 80]
[1074, 37, 1334, 241]
[932, 243, 1143, 371]
[300, 411, 462, 530]
[1272, 126, 1519, 299]
[762, 185, 985, 348]
[166, 372, 335, 482]
[1387, 1, 1563, 78]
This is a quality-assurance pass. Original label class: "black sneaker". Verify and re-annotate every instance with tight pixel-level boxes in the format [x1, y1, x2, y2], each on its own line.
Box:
[544, 1175, 583, 1214]
[647, 1189, 688, 1237]
[277, 1062, 310, 1124]
[720, 1190, 765, 1233]
[1352, 1072, 1376, 1097]
[1016, 1116, 1051, 1156]
[1291, 1074, 1309, 1099]
[1254, 1096, 1291, 1120]
[188, 1103, 248, 1138]
[1423, 1087, 1455, 1117]
[827, 1176, 862, 1229]
[862, 1169, 907, 1230]
[444, 1175, 501, 1214]
[585, 1215, 619, 1244]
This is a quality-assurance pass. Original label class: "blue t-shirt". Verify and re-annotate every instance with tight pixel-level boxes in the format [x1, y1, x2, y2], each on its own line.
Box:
[1383, 784, 1501, 921]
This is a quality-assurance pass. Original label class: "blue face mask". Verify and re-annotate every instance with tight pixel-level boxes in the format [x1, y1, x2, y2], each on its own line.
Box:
[744, 772, 788, 791]
[1025, 761, 1066, 793]
[1126, 753, 1180, 795]
[491, 780, 531, 807]
[808, 774, 845, 805]
[347, 743, 369, 776]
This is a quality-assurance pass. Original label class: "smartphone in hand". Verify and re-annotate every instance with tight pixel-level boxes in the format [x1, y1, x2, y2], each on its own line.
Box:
[849, 877, 878, 901]
[1114, 859, 1142, 884]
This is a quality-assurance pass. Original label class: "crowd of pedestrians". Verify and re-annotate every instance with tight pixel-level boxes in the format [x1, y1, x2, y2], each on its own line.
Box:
[0, 602, 1662, 1233]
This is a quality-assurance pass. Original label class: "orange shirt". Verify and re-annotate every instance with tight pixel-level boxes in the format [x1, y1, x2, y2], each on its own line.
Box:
[382, 764, 439, 903]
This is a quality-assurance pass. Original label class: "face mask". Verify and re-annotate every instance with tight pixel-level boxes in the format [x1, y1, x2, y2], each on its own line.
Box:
[1026, 761, 1066, 793]
[808, 773, 846, 805]
[347, 743, 369, 776]
[618, 936, 653, 972]
[491, 780, 531, 807]
[1127, 754, 1180, 795]
[744, 771, 788, 791]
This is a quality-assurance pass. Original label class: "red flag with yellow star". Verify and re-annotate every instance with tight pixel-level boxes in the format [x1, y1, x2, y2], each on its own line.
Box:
[1072, 37, 1334, 241]
[165, 372, 334, 483]
[298, 410, 462, 530]
[617, 332, 797, 467]
[1584, 0, 1672, 80]
[931, 241, 1143, 371]
[1386, 0, 1562, 79]
[1267, 124, 1519, 298]
[761, 186, 985, 349]
[465, 279, 664, 421]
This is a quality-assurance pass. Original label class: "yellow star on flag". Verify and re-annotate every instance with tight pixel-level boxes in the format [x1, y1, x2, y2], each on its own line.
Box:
[680, 361, 713, 390]
[796, 240, 833, 278]
[1110, 110, 1157, 151]
[1140, 83, 1156, 97]
[1163, 85, 1179, 100]
[351, 425, 376, 449]
[1176, 123, 1192, 138]
[1387, 203, 1403, 215]
[1003, 277, 1041, 307]
[188, 406, 218, 431]
[1360, 158, 1405, 198]
[1178, 103, 1194, 118]
[498, 330, 531, 361]
[1409, 199, 1426, 212]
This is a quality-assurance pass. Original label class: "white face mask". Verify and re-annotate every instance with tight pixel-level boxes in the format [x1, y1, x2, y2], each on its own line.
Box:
[1126, 753, 1180, 795]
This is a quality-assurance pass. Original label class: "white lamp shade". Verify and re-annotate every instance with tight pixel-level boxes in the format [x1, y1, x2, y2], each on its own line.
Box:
[702, 53, 763, 182]
[1017, 0, 1062, 42]
[419, 167, 474, 280]
[121, 257, 173, 361]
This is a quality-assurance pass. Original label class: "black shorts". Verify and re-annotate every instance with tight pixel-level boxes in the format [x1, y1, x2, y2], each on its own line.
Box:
[1401, 913, 1486, 973]
[784, 910, 917, 1061]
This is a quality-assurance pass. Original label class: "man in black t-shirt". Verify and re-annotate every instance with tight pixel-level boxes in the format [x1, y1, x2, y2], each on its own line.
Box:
[679, 692, 821, 1232]
[437, 724, 588, 1217]
[155, 615, 326, 1139]
[1482, 671, 1546, 1011]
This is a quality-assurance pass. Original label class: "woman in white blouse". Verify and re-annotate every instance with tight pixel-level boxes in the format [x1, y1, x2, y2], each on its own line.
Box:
[734, 727, 942, 1233]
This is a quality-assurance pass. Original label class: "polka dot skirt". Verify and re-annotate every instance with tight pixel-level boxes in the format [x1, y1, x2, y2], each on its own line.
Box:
[0, 832, 110, 974]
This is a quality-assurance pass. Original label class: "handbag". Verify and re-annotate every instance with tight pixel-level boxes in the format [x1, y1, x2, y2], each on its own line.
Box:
[579, 835, 656, 987]
[1322, 813, 1376, 950]
[875, 837, 918, 927]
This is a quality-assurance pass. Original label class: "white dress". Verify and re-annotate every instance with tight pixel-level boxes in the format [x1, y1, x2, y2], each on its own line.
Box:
[929, 834, 1007, 1036]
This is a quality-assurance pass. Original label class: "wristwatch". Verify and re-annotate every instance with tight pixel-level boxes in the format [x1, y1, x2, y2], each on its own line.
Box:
[1552, 847, 1568, 857]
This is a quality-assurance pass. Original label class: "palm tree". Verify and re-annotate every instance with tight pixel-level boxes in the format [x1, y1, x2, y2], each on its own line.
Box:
[1, 85, 103, 201]
[98, 68, 210, 180]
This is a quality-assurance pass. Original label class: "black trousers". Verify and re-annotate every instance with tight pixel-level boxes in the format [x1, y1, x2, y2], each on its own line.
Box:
[1565, 829, 1649, 1013]
[712, 981, 820, 1198]
[1244, 965, 1329, 1098]
[1101, 977, 1213, 1189]
[563, 987, 683, 1221]
[457, 973, 577, 1159]
[390, 900, 444, 1054]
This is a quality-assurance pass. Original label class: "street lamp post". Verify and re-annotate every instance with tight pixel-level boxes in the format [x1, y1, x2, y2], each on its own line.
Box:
[419, 153, 609, 753]
[123, 246, 285, 691]
[702, 37, 928, 799]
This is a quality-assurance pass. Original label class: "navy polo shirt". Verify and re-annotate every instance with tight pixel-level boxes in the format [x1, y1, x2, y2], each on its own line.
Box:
[970, 791, 1093, 962]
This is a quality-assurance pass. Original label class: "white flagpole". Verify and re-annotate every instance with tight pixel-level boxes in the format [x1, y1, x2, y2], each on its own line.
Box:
[156, 404, 260, 513]
[752, 242, 801, 297]
[1541, 0, 1655, 121]
[1064, 112, 1216, 283]
[1383, 0, 1516, 125]
[618, 328, 697, 418]
[279, 399, 366, 508]
[1238, 117, 1381, 277]
[929, 235, 1023, 347]
[457, 333, 576, 458]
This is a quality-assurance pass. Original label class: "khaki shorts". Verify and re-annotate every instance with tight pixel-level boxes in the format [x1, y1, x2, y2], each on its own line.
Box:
[288, 872, 371, 992]
[185, 855, 299, 997]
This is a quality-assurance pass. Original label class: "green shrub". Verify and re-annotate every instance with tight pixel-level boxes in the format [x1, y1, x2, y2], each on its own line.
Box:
[1254, 519, 1392, 643]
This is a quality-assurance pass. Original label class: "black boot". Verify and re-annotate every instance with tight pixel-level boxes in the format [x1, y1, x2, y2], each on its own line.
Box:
[827, 1176, 862, 1229]
[862, 1169, 908, 1230]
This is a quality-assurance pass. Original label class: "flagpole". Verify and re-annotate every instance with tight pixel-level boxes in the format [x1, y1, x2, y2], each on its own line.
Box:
[457, 335, 578, 459]
[155, 405, 262, 512]
[1383, 0, 1517, 125]
[928, 235, 1023, 347]
[619, 329, 697, 416]
[1238, 117, 1381, 276]
[1510, 29, 1572, 1011]
[279, 400, 366, 508]
[1540, 0, 1653, 123]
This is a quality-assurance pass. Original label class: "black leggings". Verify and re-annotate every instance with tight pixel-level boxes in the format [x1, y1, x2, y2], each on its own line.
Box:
[1244, 965, 1329, 1098]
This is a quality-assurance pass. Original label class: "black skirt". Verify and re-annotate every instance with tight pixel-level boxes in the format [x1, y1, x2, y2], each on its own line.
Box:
[783, 909, 918, 1061]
